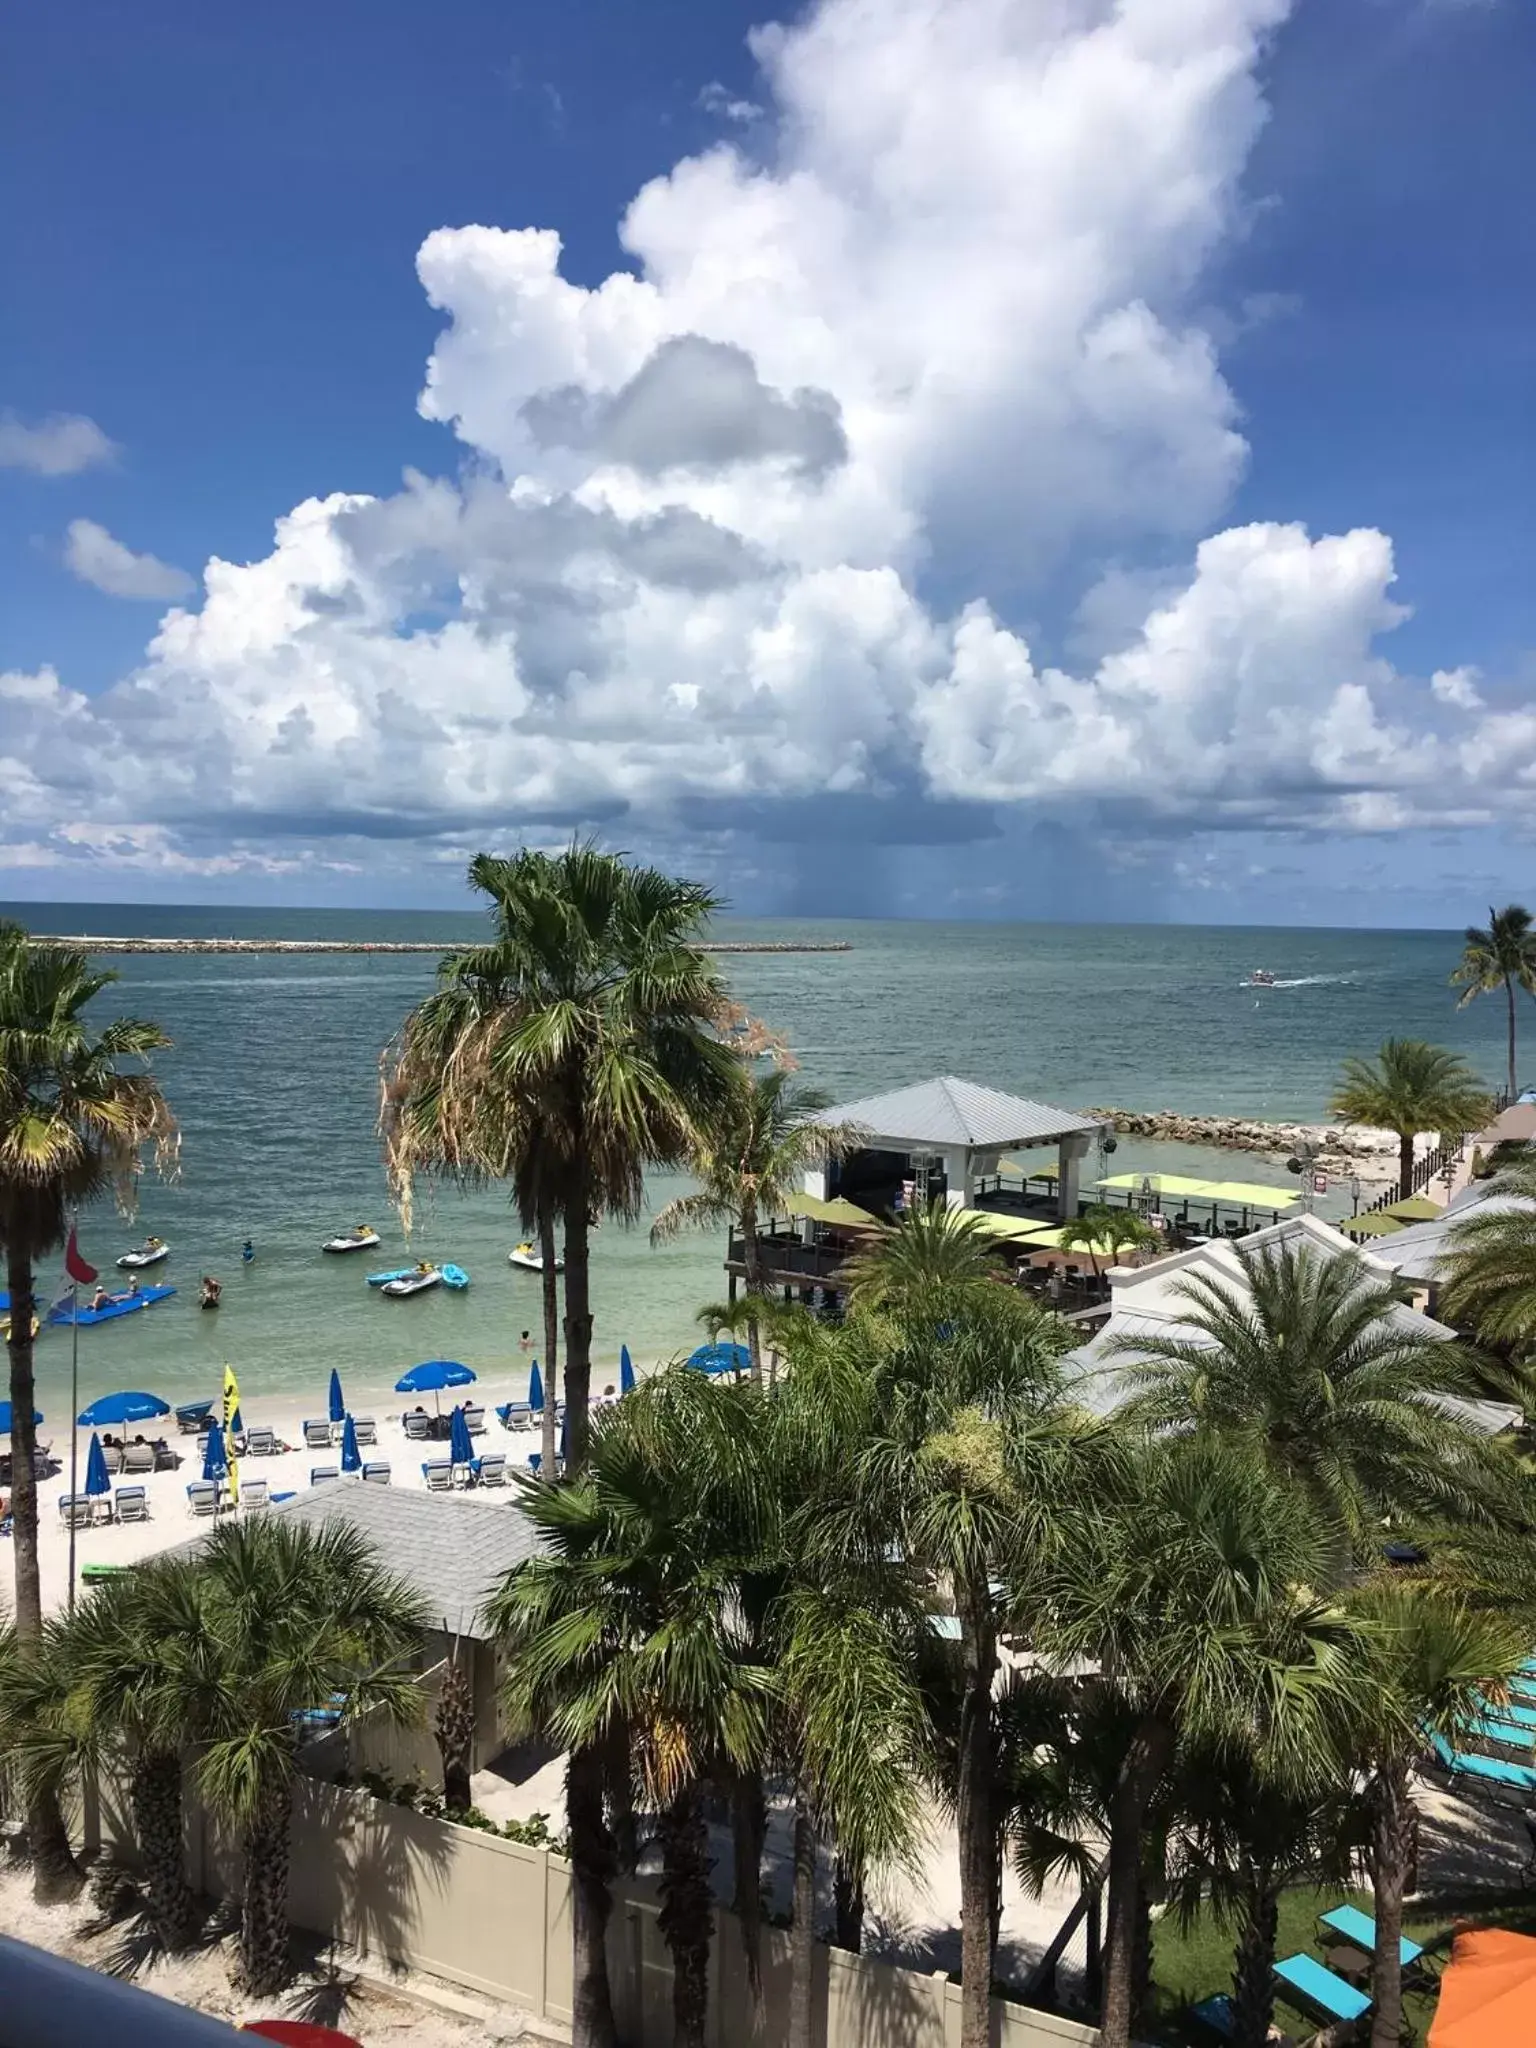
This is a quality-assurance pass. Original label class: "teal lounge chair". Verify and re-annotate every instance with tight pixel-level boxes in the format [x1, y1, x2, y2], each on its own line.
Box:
[1273, 1954, 1370, 2025]
[1464, 1713, 1536, 1753]
[1317, 1905, 1422, 1967]
[1479, 1694, 1536, 1729]
[1427, 1727, 1536, 1793]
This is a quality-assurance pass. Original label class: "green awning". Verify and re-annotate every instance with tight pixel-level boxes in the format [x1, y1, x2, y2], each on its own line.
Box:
[1382, 1195, 1441, 1222]
[1095, 1171, 1295, 1209]
[1334, 1211, 1406, 1238]
[1002, 1157, 1059, 1180]
[957, 1209, 1053, 1242]
[784, 1193, 878, 1228]
[1197, 1179, 1299, 1208]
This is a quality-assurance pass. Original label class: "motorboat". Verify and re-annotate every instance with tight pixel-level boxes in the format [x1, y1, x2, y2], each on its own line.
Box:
[509, 1242, 563, 1273]
[1241, 969, 1276, 988]
[117, 1239, 169, 1270]
[322, 1227, 381, 1254]
[381, 1266, 442, 1299]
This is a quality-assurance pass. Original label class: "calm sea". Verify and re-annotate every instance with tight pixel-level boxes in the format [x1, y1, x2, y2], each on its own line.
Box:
[1, 905, 1514, 1415]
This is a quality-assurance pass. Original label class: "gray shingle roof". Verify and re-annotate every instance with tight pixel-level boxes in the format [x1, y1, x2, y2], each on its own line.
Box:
[266, 1483, 541, 1639]
[816, 1075, 1101, 1151]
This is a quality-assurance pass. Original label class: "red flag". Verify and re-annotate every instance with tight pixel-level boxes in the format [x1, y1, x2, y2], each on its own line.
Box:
[64, 1227, 97, 1287]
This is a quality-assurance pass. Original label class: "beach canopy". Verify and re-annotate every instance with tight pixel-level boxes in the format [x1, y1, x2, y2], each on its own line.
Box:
[395, 1360, 476, 1395]
[1429, 1927, 1536, 2047]
[1336, 1212, 1407, 1238]
[77, 1390, 170, 1429]
[620, 1345, 635, 1396]
[1384, 1194, 1442, 1222]
[84, 1433, 112, 1498]
[686, 1341, 750, 1377]
[1096, 1171, 1297, 1209]
[0, 1402, 42, 1434]
[1002, 1156, 1059, 1179]
[956, 1210, 1059, 1243]
[449, 1405, 473, 1467]
[783, 1193, 877, 1228]
[528, 1360, 544, 1412]
[328, 1368, 345, 1425]
[202, 1423, 229, 1484]
[339, 1414, 361, 1474]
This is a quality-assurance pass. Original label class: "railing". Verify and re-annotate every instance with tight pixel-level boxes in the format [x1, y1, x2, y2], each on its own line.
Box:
[0, 1931, 245, 2044]
[725, 1230, 850, 1287]
[1358, 1129, 1468, 1216]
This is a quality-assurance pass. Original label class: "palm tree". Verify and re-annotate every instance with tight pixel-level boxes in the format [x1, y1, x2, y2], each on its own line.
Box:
[1450, 905, 1536, 1100]
[1114, 1240, 1511, 1551]
[1440, 1154, 1536, 1354]
[1343, 1586, 1528, 2048]
[839, 1198, 1000, 1310]
[434, 1640, 476, 1812]
[1057, 1205, 1158, 1281]
[192, 1517, 427, 1996]
[0, 923, 177, 1896]
[1330, 1038, 1489, 1200]
[650, 1065, 850, 1386]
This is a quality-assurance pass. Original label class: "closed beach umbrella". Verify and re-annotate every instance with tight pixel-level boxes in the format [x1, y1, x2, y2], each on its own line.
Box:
[449, 1404, 473, 1467]
[620, 1345, 635, 1396]
[328, 1368, 345, 1425]
[84, 1433, 111, 1499]
[529, 1360, 544, 1412]
[77, 1390, 170, 1428]
[339, 1414, 361, 1474]
[0, 1402, 43, 1434]
[202, 1423, 228, 1486]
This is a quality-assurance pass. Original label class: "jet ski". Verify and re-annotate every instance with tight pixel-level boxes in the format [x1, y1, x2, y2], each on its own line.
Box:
[509, 1242, 563, 1273]
[117, 1239, 169, 1270]
[323, 1227, 381, 1254]
[381, 1265, 443, 1299]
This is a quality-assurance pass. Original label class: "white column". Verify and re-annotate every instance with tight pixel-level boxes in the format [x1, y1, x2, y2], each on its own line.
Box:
[1057, 1132, 1091, 1220]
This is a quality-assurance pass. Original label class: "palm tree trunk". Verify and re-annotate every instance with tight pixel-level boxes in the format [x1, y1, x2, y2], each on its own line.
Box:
[434, 1642, 475, 1812]
[539, 1210, 560, 1476]
[567, 1744, 618, 2048]
[1368, 1758, 1413, 2048]
[786, 1792, 817, 2048]
[1230, 1866, 1279, 2048]
[237, 1782, 293, 1998]
[607, 1729, 638, 1877]
[957, 1582, 998, 2048]
[731, 1768, 767, 1998]
[740, 1197, 764, 1389]
[1397, 1130, 1415, 1201]
[562, 1168, 595, 1473]
[833, 1852, 864, 1953]
[1099, 1717, 1173, 2048]
[1507, 974, 1519, 1100]
[657, 1783, 712, 2048]
[130, 1749, 197, 1953]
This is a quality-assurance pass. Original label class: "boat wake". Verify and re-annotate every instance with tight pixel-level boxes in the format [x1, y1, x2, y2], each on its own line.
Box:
[1239, 974, 1358, 990]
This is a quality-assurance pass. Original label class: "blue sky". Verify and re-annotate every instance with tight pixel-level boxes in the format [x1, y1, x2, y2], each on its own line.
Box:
[1, 0, 1532, 921]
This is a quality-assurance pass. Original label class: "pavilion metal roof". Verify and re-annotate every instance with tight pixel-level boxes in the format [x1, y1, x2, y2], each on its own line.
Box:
[815, 1075, 1101, 1152]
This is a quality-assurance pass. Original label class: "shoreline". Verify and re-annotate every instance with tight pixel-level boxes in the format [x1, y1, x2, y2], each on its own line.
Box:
[30, 935, 853, 956]
[1084, 1105, 1433, 1185]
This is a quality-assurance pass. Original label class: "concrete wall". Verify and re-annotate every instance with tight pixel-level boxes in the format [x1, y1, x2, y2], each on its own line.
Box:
[85, 1778, 1099, 2048]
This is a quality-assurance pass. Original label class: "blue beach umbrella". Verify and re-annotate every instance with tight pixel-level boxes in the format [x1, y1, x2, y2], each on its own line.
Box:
[77, 1390, 170, 1429]
[340, 1414, 361, 1474]
[449, 1404, 473, 1468]
[328, 1368, 345, 1425]
[620, 1346, 635, 1396]
[685, 1341, 750, 1378]
[528, 1360, 544, 1413]
[395, 1359, 476, 1395]
[0, 1403, 42, 1434]
[202, 1424, 229, 1485]
[84, 1433, 111, 1498]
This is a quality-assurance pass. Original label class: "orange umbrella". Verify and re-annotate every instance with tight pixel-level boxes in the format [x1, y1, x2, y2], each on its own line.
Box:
[1430, 1928, 1536, 2047]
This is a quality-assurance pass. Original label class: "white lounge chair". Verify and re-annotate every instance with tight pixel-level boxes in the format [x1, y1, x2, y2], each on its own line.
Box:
[422, 1461, 452, 1493]
[497, 1401, 533, 1432]
[403, 1411, 431, 1441]
[114, 1486, 148, 1523]
[362, 1461, 391, 1485]
[240, 1478, 270, 1512]
[244, 1426, 277, 1457]
[58, 1495, 94, 1529]
[353, 1416, 378, 1446]
[475, 1453, 507, 1487]
[123, 1442, 156, 1476]
[310, 1466, 339, 1486]
[186, 1481, 218, 1517]
[303, 1419, 332, 1450]
[462, 1405, 486, 1436]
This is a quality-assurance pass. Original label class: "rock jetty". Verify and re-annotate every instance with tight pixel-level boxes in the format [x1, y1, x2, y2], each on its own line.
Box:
[34, 935, 852, 957]
[1083, 1106, 1424, 1185]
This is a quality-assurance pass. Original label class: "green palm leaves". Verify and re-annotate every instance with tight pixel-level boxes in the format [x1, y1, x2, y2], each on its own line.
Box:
[1450, 904, 1536, 1099]
[1330, 1037, 1490, 1200]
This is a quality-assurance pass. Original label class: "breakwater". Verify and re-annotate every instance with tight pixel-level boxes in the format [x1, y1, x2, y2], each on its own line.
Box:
[1084, 1106, 1410, 1180]
[35, 935, 852, 957]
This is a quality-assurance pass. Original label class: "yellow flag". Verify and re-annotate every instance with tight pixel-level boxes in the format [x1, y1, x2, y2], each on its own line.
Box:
[222, 1364, 240, 1505]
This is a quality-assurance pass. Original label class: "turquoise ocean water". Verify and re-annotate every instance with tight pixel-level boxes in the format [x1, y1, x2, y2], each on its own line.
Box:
[1, 905, 1518, 1416]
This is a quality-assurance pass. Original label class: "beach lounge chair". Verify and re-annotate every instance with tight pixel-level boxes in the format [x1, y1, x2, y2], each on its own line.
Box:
[1427, 1727, 1536, 1795]
[403, 1411, 431, 1441]
[58, 1495, 94, 1530]
[175, 1399, 215, 1434]
[362, 1461, 391, 1485]
[240, 1479, 270, 1512]
[303, 1419, 332, 1450]
[310, 1466, 339, 1486]
[114, 1486, 148, 1523]
[462, 1404, 486, 1436]
[353, 1416, 377, 1446]
[1317, 1905, 1423, 1970]
[185, 1481, 218, 1517]
[1272, 1954, 1370, 2026]
[475, 1453, 507, 1487]
[1464, 1712, 1536, 1754]
[123, 1442, 156, 1476]
[1481, 1694, 1536, 1729]
[244, 1426, 277, 1457]
[422, 1461, 452, 1493]
[497, 1401, 533, 1432]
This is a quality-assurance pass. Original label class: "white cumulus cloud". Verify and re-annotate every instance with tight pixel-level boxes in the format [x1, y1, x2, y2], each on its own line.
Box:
[64, 520, 196, 602]
[0, 410, 116, 476]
